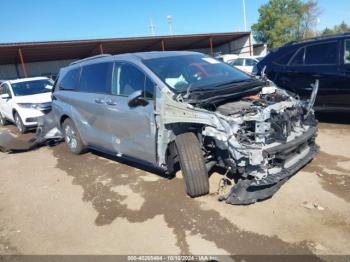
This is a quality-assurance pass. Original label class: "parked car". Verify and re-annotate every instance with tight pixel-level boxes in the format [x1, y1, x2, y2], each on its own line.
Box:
[52, 51, 318, 204]
[228, 57, 261, 75]
[256, 33, 350, 112]
[215, 54, 239, 63]
[0, 77, 53, 133]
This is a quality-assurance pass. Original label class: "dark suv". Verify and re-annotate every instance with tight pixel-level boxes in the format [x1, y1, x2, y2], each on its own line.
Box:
[257, 33, 350, 112]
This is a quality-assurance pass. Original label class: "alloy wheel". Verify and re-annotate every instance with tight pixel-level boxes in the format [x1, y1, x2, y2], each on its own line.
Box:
[15, 114, 23, 133]
[0, 114, 4, 125]
[64, 124, 78, 151]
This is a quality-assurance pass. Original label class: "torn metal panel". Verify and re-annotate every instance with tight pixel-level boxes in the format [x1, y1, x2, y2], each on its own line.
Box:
[0, 111, 63, 153]
[222, 144, 319, 205]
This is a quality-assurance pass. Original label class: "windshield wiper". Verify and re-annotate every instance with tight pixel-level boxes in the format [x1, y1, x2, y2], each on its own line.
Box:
[178, 85, 215, 97]
[214, 78, 252, 87]
[183, 83, 193, 99]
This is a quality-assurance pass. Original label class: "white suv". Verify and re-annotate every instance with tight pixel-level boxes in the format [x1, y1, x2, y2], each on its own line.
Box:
[0, 77, 53, 133]
[228, 57, 261, 75]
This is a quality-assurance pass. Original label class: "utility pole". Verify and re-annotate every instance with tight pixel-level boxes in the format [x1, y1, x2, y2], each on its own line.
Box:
[167, 15, 173, 35]
[149, 18, 156, 36]
[242, 0, 247, 32]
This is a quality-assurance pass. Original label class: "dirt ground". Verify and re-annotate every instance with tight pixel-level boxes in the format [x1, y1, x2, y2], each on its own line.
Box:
[0, 113, 349, 257]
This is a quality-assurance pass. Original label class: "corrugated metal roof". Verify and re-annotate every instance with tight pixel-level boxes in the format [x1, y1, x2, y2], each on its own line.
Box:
[0, 32, 250, 65]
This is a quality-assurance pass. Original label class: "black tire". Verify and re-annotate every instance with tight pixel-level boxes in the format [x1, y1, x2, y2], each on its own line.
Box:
[175, 132, 209, 197]
[14, 112, 27, 134]
[0, 112, 8, 126]
[62, 118, 86, 154]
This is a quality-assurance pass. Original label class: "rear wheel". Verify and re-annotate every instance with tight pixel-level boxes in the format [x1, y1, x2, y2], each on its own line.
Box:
[14, 112, 26, 134]
[175, 132, 209, 197]
[62, 118, 86, 154]
[0, 112, 8, 126]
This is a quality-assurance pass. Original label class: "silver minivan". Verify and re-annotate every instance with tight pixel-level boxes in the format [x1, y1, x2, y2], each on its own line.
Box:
[52, 51, 318, 204]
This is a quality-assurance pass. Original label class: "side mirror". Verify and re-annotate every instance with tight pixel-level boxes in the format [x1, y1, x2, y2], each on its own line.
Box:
[128, 90, 148, 107]
[1, 93, 10, 100]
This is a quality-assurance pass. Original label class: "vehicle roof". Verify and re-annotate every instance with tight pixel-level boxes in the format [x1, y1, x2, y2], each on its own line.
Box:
[131, 51, 199, 60]
[5, 76, 50, 85]
[284, 33, 349, 48]
[229, 56, 260, 60]
[67, 51, 202, 68]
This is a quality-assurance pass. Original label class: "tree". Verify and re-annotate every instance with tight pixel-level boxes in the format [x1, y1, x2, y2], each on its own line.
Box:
[298, 0, 322, 39]
[252, 0, 321, 48]
[321, 21, 350, 36]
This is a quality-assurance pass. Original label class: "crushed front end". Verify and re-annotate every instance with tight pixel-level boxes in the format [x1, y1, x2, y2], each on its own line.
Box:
[201, 85, 319, 204]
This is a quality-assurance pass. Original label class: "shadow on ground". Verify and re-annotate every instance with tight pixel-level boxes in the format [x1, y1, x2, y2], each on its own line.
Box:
[51, 144, 317, 256]
[316, 112, 350, 124]
[303, 151, 350, 203]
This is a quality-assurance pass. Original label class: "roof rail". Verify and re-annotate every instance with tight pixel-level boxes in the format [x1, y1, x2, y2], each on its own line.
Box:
[70, 54, 112, 65]
[285, 32, 350, 46]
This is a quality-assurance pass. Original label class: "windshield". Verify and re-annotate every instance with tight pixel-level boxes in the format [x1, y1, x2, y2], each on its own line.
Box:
[11, 79, 53, 96]
[143, 54, 250, 92]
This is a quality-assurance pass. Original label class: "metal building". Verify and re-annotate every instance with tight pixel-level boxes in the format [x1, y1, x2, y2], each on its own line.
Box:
[0, 32, 255, 80]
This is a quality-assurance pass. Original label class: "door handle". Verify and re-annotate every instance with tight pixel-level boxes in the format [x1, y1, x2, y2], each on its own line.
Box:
[106, 99, 117, 106]
[94, 98, 105, 104]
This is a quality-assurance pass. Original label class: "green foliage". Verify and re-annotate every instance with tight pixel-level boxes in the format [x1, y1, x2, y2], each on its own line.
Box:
[299, 0, 322, 39]
[321, 21, 350, 36]
[252, 0, 321, 48]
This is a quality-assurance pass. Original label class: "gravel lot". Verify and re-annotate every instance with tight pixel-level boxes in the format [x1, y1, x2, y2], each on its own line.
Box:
[0, 113, 349, 257]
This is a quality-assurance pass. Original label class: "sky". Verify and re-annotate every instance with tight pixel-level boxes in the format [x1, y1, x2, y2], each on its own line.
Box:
[0, 0, 349, 43]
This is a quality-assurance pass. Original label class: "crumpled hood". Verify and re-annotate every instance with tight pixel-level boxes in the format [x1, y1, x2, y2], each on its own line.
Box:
[14, 92, 52, 104]
[186, 79, 266, 106]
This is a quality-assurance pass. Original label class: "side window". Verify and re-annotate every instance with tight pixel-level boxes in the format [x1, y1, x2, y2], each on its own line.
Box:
[6, 84, 11, 95]
[112, 63, 154, 99]
[231, 58, 244, 66]
[344, 40, 350, 64]
[144, 77, 154, 99]
[79, 62, 112, 94]
[290, 48, 305, 65]
[0, 84, 11, 96]
[59, 68, 80, 90]
[245, 59, 256, 66]
[305, 42, 337, 65]
[274, 50, 295, 65]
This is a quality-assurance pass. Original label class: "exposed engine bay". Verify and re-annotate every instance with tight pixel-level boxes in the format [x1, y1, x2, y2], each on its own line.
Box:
[192, 84, 318, 204]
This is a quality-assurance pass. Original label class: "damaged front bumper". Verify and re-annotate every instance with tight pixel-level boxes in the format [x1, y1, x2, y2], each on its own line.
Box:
[220, 126, 319, 205]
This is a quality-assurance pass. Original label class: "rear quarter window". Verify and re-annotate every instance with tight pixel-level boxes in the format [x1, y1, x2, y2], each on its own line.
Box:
[59, 68, 80, 90]
[79, 62, 112, 94]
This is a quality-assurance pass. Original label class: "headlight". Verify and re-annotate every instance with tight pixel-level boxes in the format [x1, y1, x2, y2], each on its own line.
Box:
[18, 102, 52, 111]
[18, 103, 39, 109]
